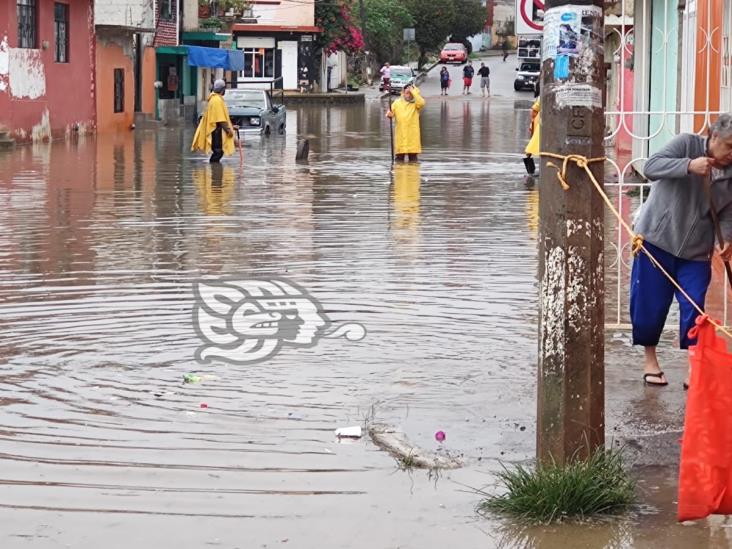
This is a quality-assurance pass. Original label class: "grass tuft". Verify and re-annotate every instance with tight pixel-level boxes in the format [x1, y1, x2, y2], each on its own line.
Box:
[479, 447, 636, 523]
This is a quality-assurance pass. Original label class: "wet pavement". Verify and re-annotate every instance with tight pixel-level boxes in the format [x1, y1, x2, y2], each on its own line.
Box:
[1, 58, 731, 548]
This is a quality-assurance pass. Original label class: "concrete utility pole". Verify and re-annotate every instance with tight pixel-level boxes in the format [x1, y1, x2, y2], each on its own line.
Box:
[537, 0, 605, 465]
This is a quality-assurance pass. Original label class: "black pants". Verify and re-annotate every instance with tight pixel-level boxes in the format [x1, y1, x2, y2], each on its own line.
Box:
[210, 127, 224, 163]
[395, 153, 419, 162]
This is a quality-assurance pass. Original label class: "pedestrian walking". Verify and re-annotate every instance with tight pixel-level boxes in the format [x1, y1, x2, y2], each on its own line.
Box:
[477, 62, 490, 97]
[191, 79, 238, 163]
[631, 114, 732, 389]
[523, 82, 540, 174]
[380, 62, 391, 92]
[385, 84, 425, 163]
[462, 61, 475, 95]
[439, 66, 450, 96]
[502, 39, 509, 62]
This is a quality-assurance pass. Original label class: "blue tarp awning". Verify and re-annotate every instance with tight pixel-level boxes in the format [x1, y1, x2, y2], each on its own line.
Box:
[186, 46, 244, 71]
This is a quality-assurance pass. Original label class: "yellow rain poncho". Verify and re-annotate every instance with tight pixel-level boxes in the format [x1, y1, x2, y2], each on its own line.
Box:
[525, 98, 541, 156]
[191, 92, 235, 157]
[391, 87, 425, 155]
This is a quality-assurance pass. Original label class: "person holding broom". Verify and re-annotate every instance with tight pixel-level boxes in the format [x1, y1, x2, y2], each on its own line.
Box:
[386, 83, 425, 163]
[192, 79, 239, 163]
[631, 113, 732, 388]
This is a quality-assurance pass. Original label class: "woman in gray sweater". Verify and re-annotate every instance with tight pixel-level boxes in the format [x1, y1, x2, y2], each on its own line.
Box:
[632, 114, 732, 387]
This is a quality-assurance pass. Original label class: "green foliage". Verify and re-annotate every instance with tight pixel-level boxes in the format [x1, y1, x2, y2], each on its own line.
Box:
[480, 447, 636, 523]
[404, 0, 457, 67]
[450, 0, 487, 42]
[200, 16, 223, 29]
[362, 0, 413, 64]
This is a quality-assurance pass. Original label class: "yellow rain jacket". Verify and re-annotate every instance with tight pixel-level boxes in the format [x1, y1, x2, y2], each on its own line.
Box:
[525, 98, 541, 156]
[391, 87, 425, 155]
[191, 92, 235, 156]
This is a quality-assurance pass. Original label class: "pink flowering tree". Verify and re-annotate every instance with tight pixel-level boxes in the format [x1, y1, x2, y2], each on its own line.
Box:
[315, 0, 365, 56]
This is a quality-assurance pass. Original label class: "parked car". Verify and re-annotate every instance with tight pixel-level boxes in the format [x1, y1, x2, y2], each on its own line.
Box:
[439, 43, 468, 64]
[379, 65, 416, 94]
[514, 61, 540, 91]
[198, 89, 286, 136]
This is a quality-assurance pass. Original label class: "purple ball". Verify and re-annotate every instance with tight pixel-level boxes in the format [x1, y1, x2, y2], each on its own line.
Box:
[435, 430, 446, 442]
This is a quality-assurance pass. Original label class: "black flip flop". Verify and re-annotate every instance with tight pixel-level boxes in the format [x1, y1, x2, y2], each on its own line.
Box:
[643, 372, 668, 387]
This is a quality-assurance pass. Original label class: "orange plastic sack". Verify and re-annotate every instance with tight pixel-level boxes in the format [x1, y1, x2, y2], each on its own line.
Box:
[678, 316, 732, 522]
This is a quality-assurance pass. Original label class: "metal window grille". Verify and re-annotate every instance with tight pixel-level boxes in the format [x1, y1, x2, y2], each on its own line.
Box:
[603, 0, 732, 327]
[114, 69, 125, 113]
[17, 0, 37, 49]
[54, 3, 69, 63]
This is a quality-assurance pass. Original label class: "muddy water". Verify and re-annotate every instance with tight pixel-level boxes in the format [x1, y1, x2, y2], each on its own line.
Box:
[0, 81, 727, 548]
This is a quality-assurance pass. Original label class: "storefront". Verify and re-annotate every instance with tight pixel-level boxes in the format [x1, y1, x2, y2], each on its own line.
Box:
[232, 25, 320, 90]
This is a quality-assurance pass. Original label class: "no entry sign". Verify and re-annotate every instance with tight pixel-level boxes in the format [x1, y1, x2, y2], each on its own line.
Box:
[516, 0, 545, 34]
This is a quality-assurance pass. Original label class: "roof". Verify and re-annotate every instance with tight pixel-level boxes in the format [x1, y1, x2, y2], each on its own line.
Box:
[232, 24, 321, 34]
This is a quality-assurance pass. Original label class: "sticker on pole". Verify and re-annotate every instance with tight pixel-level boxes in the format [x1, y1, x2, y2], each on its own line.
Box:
[516, 0, 545, 35]
[543, 5, 603, 61]
[555, 83, 602, 109]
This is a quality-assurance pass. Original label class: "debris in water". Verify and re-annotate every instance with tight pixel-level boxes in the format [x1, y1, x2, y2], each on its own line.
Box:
[200, 403, 208, 409]
[183, 373, 202, 384]
[335, 425, 362, 439]
[435, 430, 446, 442]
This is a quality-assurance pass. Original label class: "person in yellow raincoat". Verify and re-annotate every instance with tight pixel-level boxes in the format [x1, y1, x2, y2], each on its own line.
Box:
[192, 79, 237, 163]
[386, 84, 426, 162]
[523, 81, 540, 175]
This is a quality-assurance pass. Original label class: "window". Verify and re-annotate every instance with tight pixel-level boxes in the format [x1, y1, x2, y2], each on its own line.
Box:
[160, 0, 173, 20]
[17, 0, 37, 49]
[240, 48, 275, 79]
[114, 69, 125, 113]
[55, 3, 69, 63]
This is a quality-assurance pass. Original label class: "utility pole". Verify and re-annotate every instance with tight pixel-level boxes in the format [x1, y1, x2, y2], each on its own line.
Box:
[537, 0, 605, 465]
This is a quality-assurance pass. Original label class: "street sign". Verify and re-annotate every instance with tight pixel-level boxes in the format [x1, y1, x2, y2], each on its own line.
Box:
[516, 0, 544, 35]
[403, 28, 415, 42]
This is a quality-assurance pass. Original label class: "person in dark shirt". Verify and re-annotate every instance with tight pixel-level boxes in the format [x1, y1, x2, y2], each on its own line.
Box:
[462, 61, 475, 95]
[439, 66, 450, 96]
[502, 39, 509, 62]
[477, 63, 490, 97]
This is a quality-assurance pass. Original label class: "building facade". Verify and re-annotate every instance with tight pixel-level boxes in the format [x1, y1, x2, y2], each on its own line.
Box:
[231, 0, 319, 90]
[94, 0, 156, 133]
[0, 0, 96, 142]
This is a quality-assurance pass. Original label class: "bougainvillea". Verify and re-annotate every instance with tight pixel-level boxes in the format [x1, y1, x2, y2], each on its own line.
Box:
[315, 1, 365, 55]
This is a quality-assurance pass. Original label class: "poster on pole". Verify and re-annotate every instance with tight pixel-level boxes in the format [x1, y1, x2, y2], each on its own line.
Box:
[516, 0, 545, 35]
[403, 28, 415, 42]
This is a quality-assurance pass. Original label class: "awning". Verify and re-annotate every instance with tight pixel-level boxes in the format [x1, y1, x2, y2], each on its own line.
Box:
[186, 46, 245, 71]
[156, 46, 189, 56]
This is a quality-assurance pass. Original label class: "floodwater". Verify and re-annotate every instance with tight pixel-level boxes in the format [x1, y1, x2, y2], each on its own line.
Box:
[0, 61, 730, 548]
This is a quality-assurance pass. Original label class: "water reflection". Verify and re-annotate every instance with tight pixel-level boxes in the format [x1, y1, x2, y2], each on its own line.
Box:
[391, 163, 421, 250]
[192, 163, 236, 216]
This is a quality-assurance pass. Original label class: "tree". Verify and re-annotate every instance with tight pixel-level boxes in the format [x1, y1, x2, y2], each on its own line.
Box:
[449, 0, 487, 54]
[313, 0, 365, 89]
[404, 0, 457, 69]
[451, 0, 487, 41]
[315, 0, 365, 56]
[362, 0, 414, 65]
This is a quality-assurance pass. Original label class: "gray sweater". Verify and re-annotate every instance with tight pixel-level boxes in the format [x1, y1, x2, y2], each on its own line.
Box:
[636, 133, 732, 261]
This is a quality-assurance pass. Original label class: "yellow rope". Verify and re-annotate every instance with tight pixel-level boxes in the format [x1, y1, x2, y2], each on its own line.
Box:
[540, 151, 732, 340]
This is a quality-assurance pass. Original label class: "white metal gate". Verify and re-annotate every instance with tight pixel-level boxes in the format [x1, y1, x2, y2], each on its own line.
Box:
[604, 0, 731, 327]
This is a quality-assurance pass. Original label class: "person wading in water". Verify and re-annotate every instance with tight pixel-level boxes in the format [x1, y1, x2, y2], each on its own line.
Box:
[192, 79, 238, 163]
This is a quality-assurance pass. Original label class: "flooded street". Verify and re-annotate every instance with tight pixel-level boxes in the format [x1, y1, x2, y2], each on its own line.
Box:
[1, 60, 731, 548]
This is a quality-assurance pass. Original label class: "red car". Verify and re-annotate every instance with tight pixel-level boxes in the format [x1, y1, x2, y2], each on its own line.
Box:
[440, 43, 468, 64]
